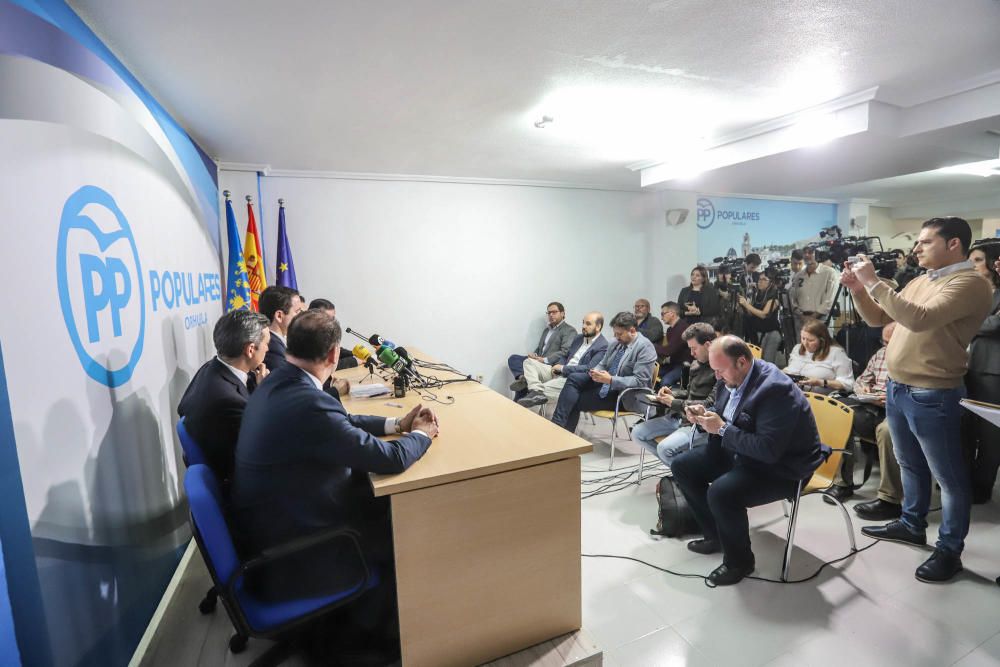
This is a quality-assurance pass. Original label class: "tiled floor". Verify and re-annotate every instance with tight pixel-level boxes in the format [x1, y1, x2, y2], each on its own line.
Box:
[574, 417, 1000, 667]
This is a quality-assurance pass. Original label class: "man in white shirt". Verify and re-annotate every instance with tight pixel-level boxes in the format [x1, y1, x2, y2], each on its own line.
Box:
[517, 312, 607, 408]
[789, 246, 839, 335]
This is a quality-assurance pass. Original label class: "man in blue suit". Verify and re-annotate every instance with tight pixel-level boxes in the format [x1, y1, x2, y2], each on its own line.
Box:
[517, 311, 608, 408]
[259, 285, 304, 372]
[672, 336, 824, 586]
[177, 310, 270, 485]
[551, 311, 657, 433]
[231, 310, 438, 612]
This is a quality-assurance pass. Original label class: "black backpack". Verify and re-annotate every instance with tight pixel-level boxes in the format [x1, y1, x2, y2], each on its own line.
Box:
[650, 476, 700, 538]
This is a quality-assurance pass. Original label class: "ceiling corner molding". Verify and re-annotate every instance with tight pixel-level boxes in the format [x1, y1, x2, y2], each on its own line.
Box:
[260, 168, 642, 192]
[218, 161, 271, 175]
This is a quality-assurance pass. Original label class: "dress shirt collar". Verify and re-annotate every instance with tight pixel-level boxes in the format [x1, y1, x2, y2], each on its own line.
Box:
[927, 259, 973, 281]
[216, 356, 248, 386]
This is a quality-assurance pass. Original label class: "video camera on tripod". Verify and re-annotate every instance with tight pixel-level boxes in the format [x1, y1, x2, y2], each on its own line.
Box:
[808, 227, 885, 267]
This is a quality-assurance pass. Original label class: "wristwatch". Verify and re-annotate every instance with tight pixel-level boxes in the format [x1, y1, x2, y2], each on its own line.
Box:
[718, 423, 728, 438]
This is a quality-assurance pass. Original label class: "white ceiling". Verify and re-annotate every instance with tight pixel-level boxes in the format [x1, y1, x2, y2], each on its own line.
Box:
[71, 0, 1000, 193]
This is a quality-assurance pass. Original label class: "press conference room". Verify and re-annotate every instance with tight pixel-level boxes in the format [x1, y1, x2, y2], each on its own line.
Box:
[4, 1, 1000, 666]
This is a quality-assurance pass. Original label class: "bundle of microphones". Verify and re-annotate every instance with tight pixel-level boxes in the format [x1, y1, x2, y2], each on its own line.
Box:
[345, 327, 476, 393]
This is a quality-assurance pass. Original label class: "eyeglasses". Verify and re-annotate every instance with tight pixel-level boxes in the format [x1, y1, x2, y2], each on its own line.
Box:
[546, 310, 560, 315]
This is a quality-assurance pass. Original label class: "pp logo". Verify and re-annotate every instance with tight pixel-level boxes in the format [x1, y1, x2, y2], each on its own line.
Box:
[696, 197, 716, 229]
[57, 186, 145, 387]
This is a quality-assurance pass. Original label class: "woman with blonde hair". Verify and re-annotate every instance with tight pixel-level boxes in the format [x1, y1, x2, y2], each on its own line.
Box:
[783, 319, 854, 393]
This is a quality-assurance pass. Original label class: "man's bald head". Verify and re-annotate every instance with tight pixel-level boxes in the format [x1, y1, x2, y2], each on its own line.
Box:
[582, 311, 604, 338]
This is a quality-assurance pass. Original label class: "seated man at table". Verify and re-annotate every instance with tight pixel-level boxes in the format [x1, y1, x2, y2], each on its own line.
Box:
[517, 311, 607, 408]
[231, 311, 439, 645]
[508, 302, 577, 400]
[551, 311, 657, 433]
[177, 310, 270, 485]
[671, 336, 824, 586]
[634, 298, 665, 344]
[633, 322, 716, 467]
[309, 298, 360, 371]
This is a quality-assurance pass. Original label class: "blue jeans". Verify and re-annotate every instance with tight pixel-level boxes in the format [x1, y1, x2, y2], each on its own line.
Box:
[632, 419, 707, 465]
[658, 365, 684, 389]
[508, 354, 528, 378]
[885, 379, 970, 554]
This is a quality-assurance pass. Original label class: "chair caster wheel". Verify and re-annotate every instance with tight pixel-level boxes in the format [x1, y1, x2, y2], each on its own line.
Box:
[229, 633, 248, 654]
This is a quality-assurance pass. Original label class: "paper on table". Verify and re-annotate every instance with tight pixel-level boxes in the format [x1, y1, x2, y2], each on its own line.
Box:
[960, 398, 1000, 428]
[350, 383, 391, 398]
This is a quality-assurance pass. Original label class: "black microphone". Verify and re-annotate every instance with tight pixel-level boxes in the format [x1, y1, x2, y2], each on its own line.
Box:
[345, 327, 372, 344]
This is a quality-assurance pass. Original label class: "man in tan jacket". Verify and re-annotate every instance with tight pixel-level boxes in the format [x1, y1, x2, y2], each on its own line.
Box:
[841, 217, 992, 583]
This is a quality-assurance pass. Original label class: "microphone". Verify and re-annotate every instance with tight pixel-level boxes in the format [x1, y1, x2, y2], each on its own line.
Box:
[394, 346, 413, 367]
[368, 333, 396, 350]
[377, 346, 408, 374]
[346, 327, 372, 344]
[352, 344, 373, 363]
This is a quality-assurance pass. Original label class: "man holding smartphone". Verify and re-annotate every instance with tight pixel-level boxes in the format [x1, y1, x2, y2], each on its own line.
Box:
[670, 336, 824, 586]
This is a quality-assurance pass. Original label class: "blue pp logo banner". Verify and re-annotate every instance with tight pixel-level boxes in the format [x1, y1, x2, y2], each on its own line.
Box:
[57, 186, 146, 387]
[696, 197, 716, 229]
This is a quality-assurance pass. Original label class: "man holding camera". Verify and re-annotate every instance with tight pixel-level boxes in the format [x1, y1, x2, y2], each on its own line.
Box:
[789, 246, 839, 335]
[841, 217, 993, 583]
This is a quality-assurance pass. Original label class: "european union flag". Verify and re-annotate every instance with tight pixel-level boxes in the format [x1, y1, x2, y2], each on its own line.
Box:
[224, 192, 252, 312]
[275, 199, 298, 290]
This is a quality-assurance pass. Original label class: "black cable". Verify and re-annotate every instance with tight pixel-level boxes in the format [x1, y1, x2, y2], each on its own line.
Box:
[582, 539, 880, 588]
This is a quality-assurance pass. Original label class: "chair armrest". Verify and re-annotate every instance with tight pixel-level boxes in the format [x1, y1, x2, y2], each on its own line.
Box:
[228, 527, 370, 595]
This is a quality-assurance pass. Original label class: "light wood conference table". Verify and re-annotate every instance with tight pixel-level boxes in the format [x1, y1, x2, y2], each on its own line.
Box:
[338, 349, 592, 666]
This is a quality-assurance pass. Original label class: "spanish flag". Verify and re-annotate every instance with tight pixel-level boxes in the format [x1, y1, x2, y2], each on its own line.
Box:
[243, 195, 267, 310]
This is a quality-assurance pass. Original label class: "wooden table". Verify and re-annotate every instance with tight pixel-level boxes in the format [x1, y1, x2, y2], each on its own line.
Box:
[338, 351, 591, 666]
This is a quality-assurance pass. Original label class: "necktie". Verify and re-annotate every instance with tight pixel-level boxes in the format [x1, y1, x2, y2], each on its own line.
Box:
[246, 372, 257, 393]
[599, 345, 626, 398]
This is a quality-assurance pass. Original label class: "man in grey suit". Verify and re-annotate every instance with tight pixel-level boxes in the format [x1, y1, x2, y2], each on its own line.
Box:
[552, 311, 657, 433]
[509, 302, 577, 398]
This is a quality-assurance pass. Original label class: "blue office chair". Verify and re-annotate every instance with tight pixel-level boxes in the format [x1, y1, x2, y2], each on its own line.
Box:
[184, 464, 379, 664]
[176, 416, 206, 467]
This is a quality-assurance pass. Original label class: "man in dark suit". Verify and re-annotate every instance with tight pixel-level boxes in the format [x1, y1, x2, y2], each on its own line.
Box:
[309, 297, 359, 370]
[634, 298, 665, 344]
[231, 310, 438, 615]
[517, 312, 608, 408]
[177, 310, 270, 484]
[551, 311, 657, 433]
[508, 301, 577, 398]
[671, 335, 824, 586]
[259, 285, 304, 372]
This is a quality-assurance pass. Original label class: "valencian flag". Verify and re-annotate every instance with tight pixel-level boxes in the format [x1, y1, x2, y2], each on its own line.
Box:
[243, 195, 267, 310]
[223, 191, 252, 312]
[275, 198, 298, 289]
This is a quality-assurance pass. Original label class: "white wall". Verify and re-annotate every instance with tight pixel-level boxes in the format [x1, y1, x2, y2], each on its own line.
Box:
[869, 206, 985, 250]
[218, 172, 699, 390]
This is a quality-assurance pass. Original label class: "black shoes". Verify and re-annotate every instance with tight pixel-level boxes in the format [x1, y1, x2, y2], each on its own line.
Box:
[822, 484, 854, 505]
[509, 376, 528, 392]
[686, 538, 722, 555]
[915, 548, 963, 583]
[708, 561, 755, 586]
[516, 391, 548, 408]
[861, 520, 927, 546]
[854, 498, 902, 521]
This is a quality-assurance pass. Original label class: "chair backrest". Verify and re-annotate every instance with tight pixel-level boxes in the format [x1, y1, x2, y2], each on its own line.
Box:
[747, 343, 763, 359]
[185, 464, 241, 586]
[177, 417, 207, 466]
[651, 362, 660, 388]
[803, 392, 854, 483]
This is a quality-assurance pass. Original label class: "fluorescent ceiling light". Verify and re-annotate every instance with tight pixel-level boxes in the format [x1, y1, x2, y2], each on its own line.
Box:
[936, 159, 1000, 177]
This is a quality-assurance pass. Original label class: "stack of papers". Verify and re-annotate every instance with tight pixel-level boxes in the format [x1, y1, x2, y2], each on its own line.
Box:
[960, 398, 1000, 427]
[350, 383, 391, 398]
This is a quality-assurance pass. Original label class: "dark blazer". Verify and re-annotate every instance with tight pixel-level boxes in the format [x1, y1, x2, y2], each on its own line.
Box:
[262, 331, 288, 372]
[177, 358, 250, 484]
[969, 290, 1000, 376]
[677, 284, 722, 324]
[707, 360, 824, 481]
[637, 315, 664, 345]
[534, 320, 577, 364]
[231, 363, 432, 601]
[560, 334, 609, 373]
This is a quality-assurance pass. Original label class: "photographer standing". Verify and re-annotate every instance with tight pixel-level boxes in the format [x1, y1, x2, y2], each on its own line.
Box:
[789, 246, 839, 336]
[841, 217, 992, 583]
